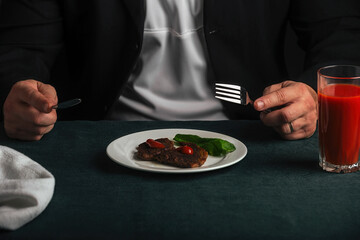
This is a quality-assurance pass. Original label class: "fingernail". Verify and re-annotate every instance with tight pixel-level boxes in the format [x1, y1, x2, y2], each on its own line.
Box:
[256, 100, 265, 110]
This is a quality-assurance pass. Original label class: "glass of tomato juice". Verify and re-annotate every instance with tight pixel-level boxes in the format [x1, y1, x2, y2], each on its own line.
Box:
[318, 65, 360, 173]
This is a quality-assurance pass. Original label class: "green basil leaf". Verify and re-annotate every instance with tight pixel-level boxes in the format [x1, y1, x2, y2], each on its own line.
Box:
[174, 134, 236, 156]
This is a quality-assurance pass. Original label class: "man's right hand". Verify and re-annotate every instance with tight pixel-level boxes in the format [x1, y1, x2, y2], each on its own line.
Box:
[3, 79, 58, 141]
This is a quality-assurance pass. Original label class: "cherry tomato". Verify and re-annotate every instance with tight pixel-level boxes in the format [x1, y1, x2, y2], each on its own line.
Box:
[146, 139, 165, 148]
[178, 145, 194, 155]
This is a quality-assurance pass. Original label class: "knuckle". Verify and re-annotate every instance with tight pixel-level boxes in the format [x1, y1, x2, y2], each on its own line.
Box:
[304, 94, 317, 110]
[27, 89, 38, 103]
[280, 110, 292, 123]
[47, 83, 56, 92]
[298, 82, 307, 93]
[282, 80, 294, 87]
[303, 99, 314, 112]
[12, 80, 25, 90]
[281, 123, 290, 134]
[13, 79, 33, 90]
[41, 82, 54, 92]
[275, 89, 287, 104]
[302, 123, 317, 138]
[263, 86, 272, 95]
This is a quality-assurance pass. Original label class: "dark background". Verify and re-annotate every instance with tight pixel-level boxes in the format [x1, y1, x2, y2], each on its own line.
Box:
[284, 23, 306, 79]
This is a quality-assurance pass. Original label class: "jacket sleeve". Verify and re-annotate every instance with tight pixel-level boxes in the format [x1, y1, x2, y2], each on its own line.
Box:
[0, 0, 63, 109]
[289, 0, 360, 89]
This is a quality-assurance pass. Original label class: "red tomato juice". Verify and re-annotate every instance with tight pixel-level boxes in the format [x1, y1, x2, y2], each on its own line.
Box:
[319, 84, 360, 165]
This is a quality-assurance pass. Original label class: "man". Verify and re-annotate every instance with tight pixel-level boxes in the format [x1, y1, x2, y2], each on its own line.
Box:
[0, 0, 359, 141]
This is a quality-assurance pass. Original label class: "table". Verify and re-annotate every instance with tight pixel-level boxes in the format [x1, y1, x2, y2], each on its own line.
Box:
[0, 121, 359, 239]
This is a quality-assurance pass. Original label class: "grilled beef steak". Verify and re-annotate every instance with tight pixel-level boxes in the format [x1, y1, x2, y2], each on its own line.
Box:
[136, 139, 208, 168]
[154, 142, 208, 168]
[136, 138, 175, 161]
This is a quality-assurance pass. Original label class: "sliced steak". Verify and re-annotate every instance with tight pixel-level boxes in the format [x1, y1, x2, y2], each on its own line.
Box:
[136, 138, 175, 161]
[153, 143, 208, 168]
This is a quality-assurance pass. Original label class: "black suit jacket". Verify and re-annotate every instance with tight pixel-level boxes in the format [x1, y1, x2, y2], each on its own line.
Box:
[0, 0, 359, 120]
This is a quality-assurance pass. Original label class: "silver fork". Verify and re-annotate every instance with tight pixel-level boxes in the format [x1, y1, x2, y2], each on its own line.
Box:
[215, 83, 272, 113]
[215, 83, 253, 106]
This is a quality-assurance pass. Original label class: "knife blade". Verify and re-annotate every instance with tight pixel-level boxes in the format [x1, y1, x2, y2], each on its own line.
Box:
[52, 98, 82, 109]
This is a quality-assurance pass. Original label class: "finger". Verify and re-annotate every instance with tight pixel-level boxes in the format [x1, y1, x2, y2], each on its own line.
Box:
[277, 118, 306, 135]
[274, 118, 317, 140]
[37, 81, 58, 107]
[4, 122, 55, 141]
[15, 81, 57, 113]
[254, 81, 296, 111]
[262, 81, 288, 96]
[276, 125, 317, 140]
[260, 101, 304, 127]
[6, 102, 57, 126]
[28, 107, 57, 126]
[4, 102, 57, 141]
[4, 114, 56, 141]
[15, 82, 51, 113]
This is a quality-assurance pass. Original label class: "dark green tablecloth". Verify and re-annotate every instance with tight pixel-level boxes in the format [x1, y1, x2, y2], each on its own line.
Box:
[0, 121, 359, 239]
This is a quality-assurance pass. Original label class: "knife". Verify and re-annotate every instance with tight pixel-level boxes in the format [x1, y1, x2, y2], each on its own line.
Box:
[52, 98, 82, 109]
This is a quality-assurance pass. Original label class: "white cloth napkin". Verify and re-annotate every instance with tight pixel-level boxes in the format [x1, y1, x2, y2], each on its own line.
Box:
[0, 146, 55, 230]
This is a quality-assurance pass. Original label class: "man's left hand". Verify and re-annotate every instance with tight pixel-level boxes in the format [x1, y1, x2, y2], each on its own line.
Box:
[254, 80, 318, 140]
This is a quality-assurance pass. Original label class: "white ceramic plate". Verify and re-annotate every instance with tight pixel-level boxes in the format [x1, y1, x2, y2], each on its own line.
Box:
[106, 129, 247, 173]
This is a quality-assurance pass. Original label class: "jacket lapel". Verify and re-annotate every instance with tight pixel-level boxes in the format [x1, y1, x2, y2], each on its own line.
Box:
[123, 0, 145, 36]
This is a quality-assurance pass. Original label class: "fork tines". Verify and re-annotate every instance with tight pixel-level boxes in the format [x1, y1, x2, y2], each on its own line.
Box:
[215, 83, 247, 105]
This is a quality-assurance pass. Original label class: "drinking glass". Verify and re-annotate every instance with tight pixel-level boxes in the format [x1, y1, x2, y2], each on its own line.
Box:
[318, 65, 360, 173]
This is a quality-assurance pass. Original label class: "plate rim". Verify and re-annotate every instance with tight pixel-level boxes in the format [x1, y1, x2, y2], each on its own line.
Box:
[106, 128, 247, 174]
